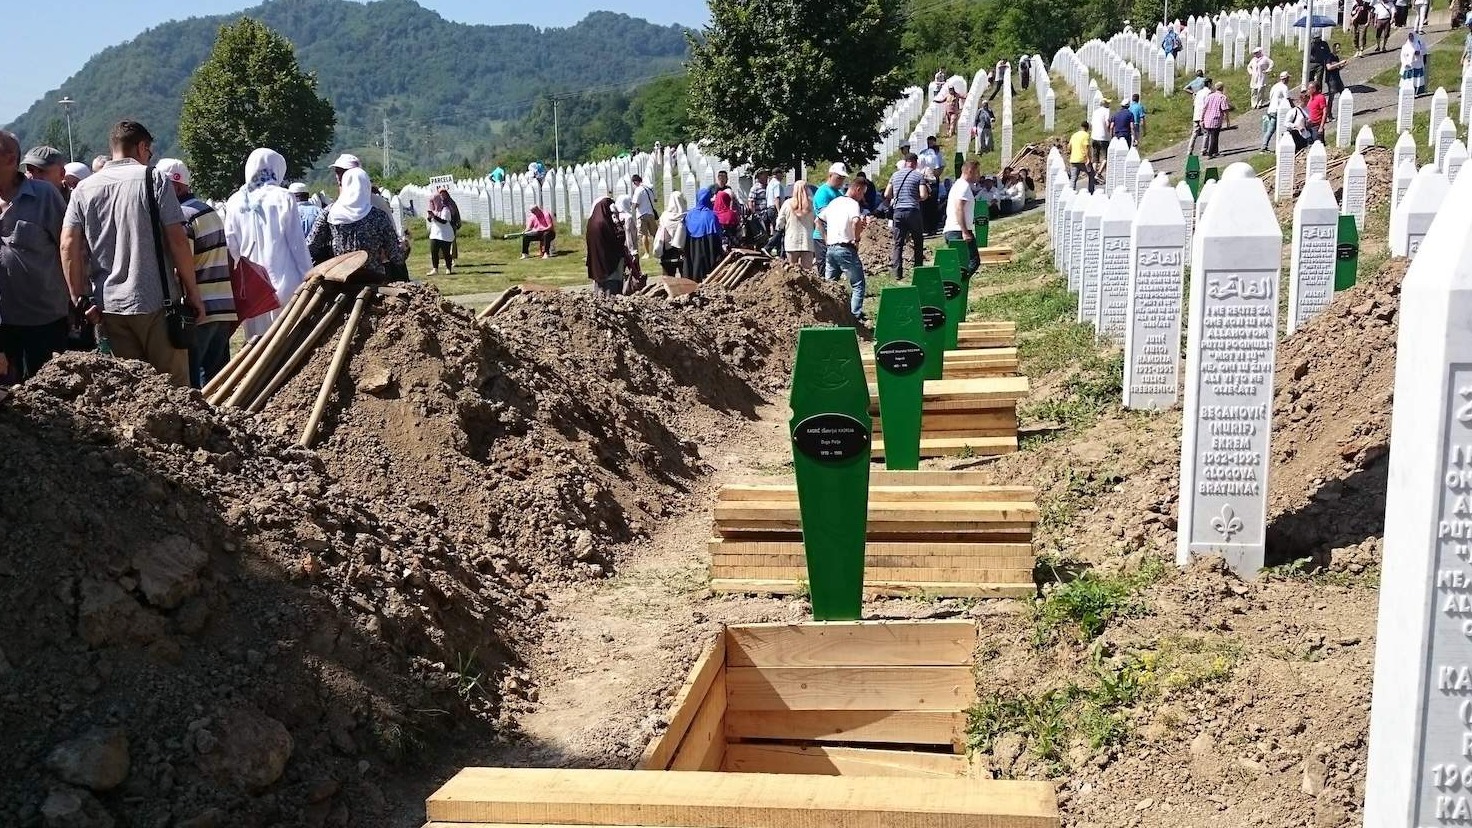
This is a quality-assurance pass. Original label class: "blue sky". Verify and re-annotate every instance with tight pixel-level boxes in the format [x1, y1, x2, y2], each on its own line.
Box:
[4, 0, 709, 124]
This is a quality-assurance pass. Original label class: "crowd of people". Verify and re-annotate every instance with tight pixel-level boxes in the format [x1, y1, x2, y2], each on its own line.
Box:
[0, 119, 416, 392]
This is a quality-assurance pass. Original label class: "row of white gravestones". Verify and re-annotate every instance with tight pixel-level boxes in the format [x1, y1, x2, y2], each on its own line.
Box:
[1362, 159, 1472, 828]
[1122, 178, 1188, 411]
[1335, 89, 1355, 149]
[1095, 188, 1136, 343]
[1177, 164, 1282, 578]
[1287, 176, 1339, 334]
[1391, 164, 1451, 258]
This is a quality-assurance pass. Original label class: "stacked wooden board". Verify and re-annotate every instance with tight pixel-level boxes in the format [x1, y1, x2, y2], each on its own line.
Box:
[957, 320, 1017, 350]
[870, 375, 1030, 459]
[862, 345, 1020, 380]
[709, 470, 1037, 598]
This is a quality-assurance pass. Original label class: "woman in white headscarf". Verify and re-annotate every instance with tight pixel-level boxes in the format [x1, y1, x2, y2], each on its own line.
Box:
[224, 148, 312, 337]
[613, 194, 639, 259]
[651, 190, 687, 277]
[306, 167, 406, 281]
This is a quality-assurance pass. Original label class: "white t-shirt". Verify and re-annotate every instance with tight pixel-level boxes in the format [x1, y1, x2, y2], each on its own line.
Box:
[918, 147, 944, 177]
[1192, 86, 1211, 121]
[1268, 81, 1291, 111]
[1090, 106, 1110, 140]
[819, 196, 863, 244]
[427, 206, 455, 242]
[632, 183, 656, 217]
[1373, 0, 1392, 17]
[942, 182, 976, 234]
[766, 178, 784, 206]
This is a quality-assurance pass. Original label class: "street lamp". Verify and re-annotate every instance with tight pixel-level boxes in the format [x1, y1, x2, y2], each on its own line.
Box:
[58, 97, 76, 161]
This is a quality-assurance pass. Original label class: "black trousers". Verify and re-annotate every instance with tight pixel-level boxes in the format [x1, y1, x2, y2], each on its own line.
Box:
[521, 229, 556, 255]
[431, 239, 454, 268]
[890, 209, 924, 280]
[0, 318, 69, 382]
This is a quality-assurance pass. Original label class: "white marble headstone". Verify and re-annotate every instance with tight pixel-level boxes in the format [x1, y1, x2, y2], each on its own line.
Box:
[1362, 161, 1472, 828]
[1177, 166, 1281, 578]
[1396, 130, 1419, 178]
[1435, 117, 1458, 172]
[1391, 157, 1418, 233]
[1123, 182, 1187, 410]
[1342, 149, 1368, 231]
[1096, 188, 1137, 342]
[1306, 141, 1327, 181]
[1079, 194, 1106, 325]
[1123, 148, 1142, 203]
[1355, 124, 1375, 154]
[1287, 176, 1339, 334]
[1398, 85, 1415, 134]
[1446, 139, 1470, 184]
[1068, 192, 1090, 293]
[1431, 87, 1450, 147]
[1336, 89, 1354, 149]
[1391, 164, 1451, 258]
[1274, 130, 1295, 203]
[1177, 180, 1196, 267]
[1134, 159, 1155, 207]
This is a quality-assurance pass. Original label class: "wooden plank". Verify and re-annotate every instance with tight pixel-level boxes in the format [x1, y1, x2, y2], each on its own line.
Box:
[866, 377, 1030, 404]
[721, 743, 967, 778]
[724, 709, 967, 747]
[711, 554, 1036, 570]
[724, 621, 974, 667]
[873, 412, 1018, 431]
[957, 320, 1016, 332]
[638, 636, 725, 770]
[710, 540, 1035, 558]
[712, 566, 1034, 584]
[669, 670, 727, 772]
[710, 579, 1035, 599]
[724, 666, 973, 711]
[717, 485, 1034, 504]
[871, 436, 1018, 459]
[867, 470, 1019, 487]
[716, 500, 1038, 524]
[956, 334, 1017, 350]
[425, 768, 1059, 827]
[720, 522, 1034, 538]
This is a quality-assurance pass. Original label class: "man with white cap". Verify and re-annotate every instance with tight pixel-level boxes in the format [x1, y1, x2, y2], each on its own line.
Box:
[22, 146, 65, 189]
[1247, 46, 1275, 108]
[1262, 71, 1293, 151]
[811, 163, 848, 274]
[288, 182, 322, 236]
[157, 157, 235, 388]
[329, 153, 391, 214]
[62, 162, 90, 193]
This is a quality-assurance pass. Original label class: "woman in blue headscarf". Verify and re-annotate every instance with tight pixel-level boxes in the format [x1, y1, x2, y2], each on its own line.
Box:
[682, 187, 724, 282]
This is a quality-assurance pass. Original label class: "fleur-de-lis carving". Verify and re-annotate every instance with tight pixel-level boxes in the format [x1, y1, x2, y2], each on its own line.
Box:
[1211, 504, 1243, 541]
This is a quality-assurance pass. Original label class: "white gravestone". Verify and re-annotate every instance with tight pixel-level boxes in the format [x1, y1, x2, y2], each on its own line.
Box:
[1447, 139, 1470, 183]
[1306, 141, 1327, 182]
[1343, 149, 1369, 231]
[1053, 185, 1073, 272]
[1397, 128, 1420, 176]
[1287, 176, 1339, 334]
[1123, 148, 1142, 203]
[1391, 157, 1419, 237]
[1362, 166, 1472, 828]
[1195, 178, 1217, 232]
[1095, 188, 1137, 343]
[1124, 182, 1188, 410]
[1392, 164, 1451, 259]
[1356, 124, 1376, 154]
[1079, 194, 1106, 326]
[1462, 65, 1472, 124]
[1107, 137, 1128, 186]
[1436, 117, 1458, 172]
[1275, 130, 1296, 203]
[1178, 180, 1196, 268]
[1062, 189, 1080, 284]
[1431, 87, 1450, 147]
[1134, 159, 1155, 206]
[1177, 167, 1281, 578]
[567, 179, 583, 236]
[1274, 102, 1290, 147]
[1336, 89, 1354, 149]
[1069, 193, 1090, 294]
[478, 192, 492, 240]
[1399, 85, 1416, 134]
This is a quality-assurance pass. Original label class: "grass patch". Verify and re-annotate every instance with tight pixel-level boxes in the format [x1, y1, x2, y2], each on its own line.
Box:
[968, 632, 1240, 773]
[1032, 556, 1164, 645]
[410, 219, 588, 302]
[1036, 463, 1124, 536]
[1020, 350, 1124, 432]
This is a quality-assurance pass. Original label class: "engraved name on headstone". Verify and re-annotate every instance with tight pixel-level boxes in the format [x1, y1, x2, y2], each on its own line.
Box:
[1096, 188, 1137, 342]
[1342, 149, 1368, 232]
[1399, 86, 1416, 134]
[1177, 165, 1281, 578]
[1287, 176, 1340, 334]
[1436, 117, 1459, 172]
[1124, 180, 1187, 410]
[1336, 89, 1355, 149]
[1274, 130, 1295, 203]
[1431, 87, 1450, 147]
[1069, 191, 1091, 294]
[1078, 193, 1106, 326]
[1177, 180, 1196, 267]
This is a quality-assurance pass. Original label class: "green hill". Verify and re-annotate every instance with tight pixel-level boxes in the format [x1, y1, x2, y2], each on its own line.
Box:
[5, 0, 689, 171]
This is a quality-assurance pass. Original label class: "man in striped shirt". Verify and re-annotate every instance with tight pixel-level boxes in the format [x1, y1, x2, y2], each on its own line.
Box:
[157, 158, 235, 388]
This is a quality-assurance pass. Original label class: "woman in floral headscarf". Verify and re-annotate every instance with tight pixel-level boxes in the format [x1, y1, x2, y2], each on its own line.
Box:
[224, 148, 311, 337]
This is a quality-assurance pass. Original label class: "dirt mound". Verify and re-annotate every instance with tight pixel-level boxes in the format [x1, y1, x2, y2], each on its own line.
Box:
[0, 355, 537, 827]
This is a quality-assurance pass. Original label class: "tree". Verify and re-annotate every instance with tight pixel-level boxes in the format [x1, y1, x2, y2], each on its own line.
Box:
[628, 76, 693, 148]
[686, 0, 909, 171]
[178, 17, 336, 198]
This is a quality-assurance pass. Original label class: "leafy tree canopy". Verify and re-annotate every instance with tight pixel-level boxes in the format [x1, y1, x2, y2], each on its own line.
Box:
[178, 17, 336, 198]
[686, 0, 910, 171]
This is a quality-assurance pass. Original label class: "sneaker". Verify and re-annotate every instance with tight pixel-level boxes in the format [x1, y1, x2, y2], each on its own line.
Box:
[426, 268, 438, 276]
[520, 254, 528, 260]
[541, 253, 550, 259]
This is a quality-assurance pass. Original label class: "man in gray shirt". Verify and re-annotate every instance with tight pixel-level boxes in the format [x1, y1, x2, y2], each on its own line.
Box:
[61, 121, 203, 386]
[883, 153, 929, 281]
[0, 131, 72, 380]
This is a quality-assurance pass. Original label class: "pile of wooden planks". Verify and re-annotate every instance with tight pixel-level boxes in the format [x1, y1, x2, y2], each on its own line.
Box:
[870, 375, 1030, 458]
[703, 248, 776, 289]
[957, 319, 1017, 350]
[862, 345, 1019, 381]
[708, 471, 1037, 598]
[636, 276, 702, 299]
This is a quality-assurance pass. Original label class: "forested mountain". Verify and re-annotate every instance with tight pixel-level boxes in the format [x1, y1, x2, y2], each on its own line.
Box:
[6, 0, 689, 171]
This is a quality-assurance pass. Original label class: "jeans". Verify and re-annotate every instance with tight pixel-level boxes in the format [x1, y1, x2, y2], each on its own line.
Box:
[0, 317, 69, 382]
[825, 244, 866, 319]
[1261, 114, 1277, 150]
[1071, 162, 1096, 193]
[189, 321, 232, 389]
[813, 236, 827, 272]
[943, 231, 980, 276]
[1187, 123, 1203, 156]
[890, 209, 924, 280]
[596, 276, 624, 296]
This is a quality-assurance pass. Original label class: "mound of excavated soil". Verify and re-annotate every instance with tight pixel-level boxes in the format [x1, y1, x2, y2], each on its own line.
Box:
[0, 355, 537, 828]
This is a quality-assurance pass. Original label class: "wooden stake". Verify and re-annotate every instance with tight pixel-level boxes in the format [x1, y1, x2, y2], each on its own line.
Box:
[299, 287, 374, 448]
[206, 281, 312, 405]
[224, 284, 326, 408]
[245, 291, 352, 413]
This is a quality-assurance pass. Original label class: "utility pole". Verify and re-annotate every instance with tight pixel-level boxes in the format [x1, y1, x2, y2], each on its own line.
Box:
[59, 97, 76, 161]
[553, 98, 561, 170]
[382, 118, 391, 176]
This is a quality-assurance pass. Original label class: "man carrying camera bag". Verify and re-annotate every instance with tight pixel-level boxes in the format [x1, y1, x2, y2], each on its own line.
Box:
[61, 121, 204, 387]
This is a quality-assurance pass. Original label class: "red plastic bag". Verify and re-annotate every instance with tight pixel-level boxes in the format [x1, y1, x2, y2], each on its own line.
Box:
[231, 256, 280, 324]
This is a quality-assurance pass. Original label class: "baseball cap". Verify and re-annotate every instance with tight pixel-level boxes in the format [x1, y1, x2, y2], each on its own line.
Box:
[21, 146, 64, 169]
[63, 162, 91, 181]
[155, 158, 190, 186]
[828, 162, 850, 177]
[1280, 71, 1290, 78]
[288, 182, 309, 194]
[330, 153, 362, 170]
